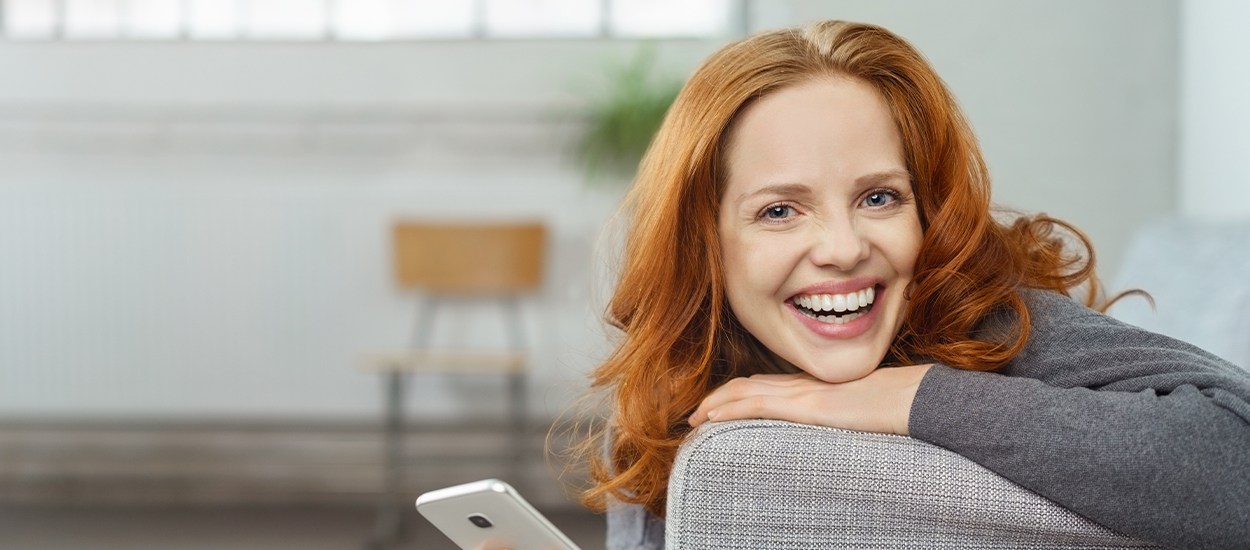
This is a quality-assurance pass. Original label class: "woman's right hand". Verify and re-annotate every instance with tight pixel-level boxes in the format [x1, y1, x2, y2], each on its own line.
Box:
[688, 364, 933, 435]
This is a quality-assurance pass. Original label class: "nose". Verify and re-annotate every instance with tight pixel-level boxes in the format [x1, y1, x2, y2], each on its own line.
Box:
[807, 215, 869, 271]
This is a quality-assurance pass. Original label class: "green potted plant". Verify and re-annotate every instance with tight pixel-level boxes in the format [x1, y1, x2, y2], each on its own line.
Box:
[576, 46, 683, 185]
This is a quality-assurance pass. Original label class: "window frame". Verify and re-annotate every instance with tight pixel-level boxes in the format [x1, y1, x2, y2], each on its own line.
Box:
[0, 0, 749, 42]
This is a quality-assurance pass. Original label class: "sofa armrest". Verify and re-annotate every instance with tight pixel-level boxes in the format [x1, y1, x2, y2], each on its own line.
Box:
[666, 419, 1160, 549]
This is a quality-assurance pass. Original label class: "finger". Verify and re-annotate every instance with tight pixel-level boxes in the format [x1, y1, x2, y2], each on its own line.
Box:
[708, 388, 874, 429]
[689, 378, 792, 426]
[701, 393, 798, 425]
[716, 373, 821, 402]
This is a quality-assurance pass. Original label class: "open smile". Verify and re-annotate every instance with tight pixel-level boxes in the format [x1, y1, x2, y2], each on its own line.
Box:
[785, 284, 883, 338]
[791, 286, 876, 325]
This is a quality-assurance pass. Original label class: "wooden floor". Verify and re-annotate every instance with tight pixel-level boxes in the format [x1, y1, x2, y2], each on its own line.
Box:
[0, 419, 607, 548]
[0, 504, 607, 549]
[0, 419, 589, 508]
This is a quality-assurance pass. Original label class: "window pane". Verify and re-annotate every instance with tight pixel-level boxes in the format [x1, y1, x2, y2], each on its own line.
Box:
[610, 0, 731, 37]
[123, 0, 182, 38]
[243, 0, 327, 39]
[394, 0, 474, 39]
[334, 0, 392, 40]
[336, 0, 476, 40]
[4, 0, 58, 38]
[484, 0, 599, 38]
[188, 0, 240, 39]
[65, 0, 121, 38]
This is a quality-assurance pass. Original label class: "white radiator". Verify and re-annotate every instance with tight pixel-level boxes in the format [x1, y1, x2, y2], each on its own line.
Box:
[0, 147, 611, 421]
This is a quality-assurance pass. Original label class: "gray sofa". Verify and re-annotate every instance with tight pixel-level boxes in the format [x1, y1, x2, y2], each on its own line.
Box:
[666, 419, 1159, 549]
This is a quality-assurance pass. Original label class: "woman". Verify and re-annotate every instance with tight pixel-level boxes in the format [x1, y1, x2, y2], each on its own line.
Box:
[579, 20, 1250, 549]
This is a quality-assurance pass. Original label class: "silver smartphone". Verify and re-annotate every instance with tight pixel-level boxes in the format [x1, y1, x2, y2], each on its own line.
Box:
[415, 479, 583, 550]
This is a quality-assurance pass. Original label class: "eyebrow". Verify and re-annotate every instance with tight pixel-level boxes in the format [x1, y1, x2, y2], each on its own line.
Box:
[857, 169, 912, 187]
[732, 169, 912, 207]
[733, 183, 814, 207]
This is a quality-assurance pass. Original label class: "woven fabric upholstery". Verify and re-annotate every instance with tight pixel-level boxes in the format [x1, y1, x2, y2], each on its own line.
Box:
[666, 419, 1160, 549]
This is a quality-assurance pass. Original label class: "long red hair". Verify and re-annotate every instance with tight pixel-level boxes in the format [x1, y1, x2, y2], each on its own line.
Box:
[578, 20, 1111, 517]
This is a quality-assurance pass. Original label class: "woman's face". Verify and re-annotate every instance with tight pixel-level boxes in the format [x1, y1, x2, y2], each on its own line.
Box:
[718, 76, 923, 383]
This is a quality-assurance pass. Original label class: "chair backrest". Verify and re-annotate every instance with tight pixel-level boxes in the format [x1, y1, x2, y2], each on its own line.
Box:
[392, 221, 546, 295]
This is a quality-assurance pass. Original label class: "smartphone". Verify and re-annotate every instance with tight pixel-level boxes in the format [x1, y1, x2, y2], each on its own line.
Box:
[415, 479, 583, 550]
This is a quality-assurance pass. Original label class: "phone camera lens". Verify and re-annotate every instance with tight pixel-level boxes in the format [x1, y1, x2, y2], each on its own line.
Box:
[467, 514, 493, 528]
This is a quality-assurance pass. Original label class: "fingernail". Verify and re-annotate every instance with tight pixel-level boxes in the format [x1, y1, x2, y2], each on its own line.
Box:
[707, 410, 719, 420]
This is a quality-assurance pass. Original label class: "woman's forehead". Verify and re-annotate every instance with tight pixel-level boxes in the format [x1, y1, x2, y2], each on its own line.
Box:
[720, 78, 906, 199]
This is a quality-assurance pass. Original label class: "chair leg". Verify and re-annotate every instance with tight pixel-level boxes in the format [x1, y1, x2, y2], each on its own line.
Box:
[503, 297, 530, 488]
[508, 372, 528, 487]
[366, 298, 436, 548]
[366, 371, 409, 549]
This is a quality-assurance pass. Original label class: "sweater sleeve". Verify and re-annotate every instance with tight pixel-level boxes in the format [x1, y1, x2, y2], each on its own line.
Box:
[908, 291, 1250, 550]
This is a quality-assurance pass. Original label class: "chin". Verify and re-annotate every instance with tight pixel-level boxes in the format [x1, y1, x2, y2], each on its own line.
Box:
[797, 357, 881, 384]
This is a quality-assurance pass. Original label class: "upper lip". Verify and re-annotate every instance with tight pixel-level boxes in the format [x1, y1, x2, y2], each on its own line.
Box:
[789, 278, 881, 300]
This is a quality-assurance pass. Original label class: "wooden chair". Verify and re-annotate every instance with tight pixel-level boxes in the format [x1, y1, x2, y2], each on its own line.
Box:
[363, 220, 547, 549]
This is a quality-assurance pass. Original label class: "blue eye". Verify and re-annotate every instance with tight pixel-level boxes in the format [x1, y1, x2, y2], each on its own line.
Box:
[760, 204, 796, 221]
[862, 190, 898, 208]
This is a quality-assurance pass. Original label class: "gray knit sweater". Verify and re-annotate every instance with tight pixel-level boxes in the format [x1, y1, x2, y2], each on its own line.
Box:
[605, 290, 1250, 549]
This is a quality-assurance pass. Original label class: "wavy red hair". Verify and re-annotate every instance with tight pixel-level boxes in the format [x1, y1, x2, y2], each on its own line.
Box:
[578, 20, 1113, 517]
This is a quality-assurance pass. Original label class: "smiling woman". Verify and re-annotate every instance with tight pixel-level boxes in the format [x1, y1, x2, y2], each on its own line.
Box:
[575, 19, 1250, 550]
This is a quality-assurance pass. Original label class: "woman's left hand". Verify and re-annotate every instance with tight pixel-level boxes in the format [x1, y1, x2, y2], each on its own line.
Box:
[688, 364, 934, 435]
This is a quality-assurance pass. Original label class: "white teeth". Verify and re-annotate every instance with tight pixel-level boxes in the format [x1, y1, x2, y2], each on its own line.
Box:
[794, 287, 876, 313]
[812, 310, 868, 324]
[832, 294, 847, 312]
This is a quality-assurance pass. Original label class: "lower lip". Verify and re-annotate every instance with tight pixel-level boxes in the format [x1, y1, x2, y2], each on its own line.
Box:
[786, 290, 880, 340]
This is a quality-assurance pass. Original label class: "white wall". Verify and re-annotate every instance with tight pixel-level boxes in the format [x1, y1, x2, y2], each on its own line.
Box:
[0, 40, 724, 421]
[1180, 0, 1250, 220]
[0, 1, 1182, 420]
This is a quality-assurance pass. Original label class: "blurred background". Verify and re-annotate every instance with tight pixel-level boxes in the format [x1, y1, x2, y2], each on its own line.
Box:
[0, 0, 1247, 548]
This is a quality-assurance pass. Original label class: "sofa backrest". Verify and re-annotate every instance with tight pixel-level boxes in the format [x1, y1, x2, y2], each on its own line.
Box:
[667, 419, 1159, 549]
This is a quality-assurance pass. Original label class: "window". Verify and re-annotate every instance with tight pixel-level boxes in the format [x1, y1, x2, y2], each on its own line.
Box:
[1, 0, 739, 41]
[334, 0, 475, 40]
[5, 0, 56, 38]
[610, 0, 731, 38]
[483, 0, 601, 38]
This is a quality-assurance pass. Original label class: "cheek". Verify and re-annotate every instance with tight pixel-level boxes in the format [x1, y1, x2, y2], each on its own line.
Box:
[719, 231, 782, 309]
[718, 232, 751, 304]
[884, 219, 924, 277]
